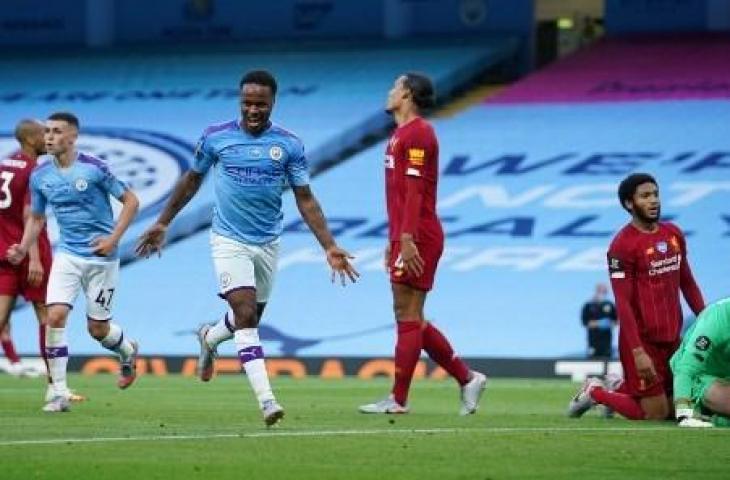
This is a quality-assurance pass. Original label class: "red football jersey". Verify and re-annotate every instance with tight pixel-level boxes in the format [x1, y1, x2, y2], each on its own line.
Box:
[607, 222, 704, 348]
[0, 151, 51, 260]
[384, 117, 443, 243]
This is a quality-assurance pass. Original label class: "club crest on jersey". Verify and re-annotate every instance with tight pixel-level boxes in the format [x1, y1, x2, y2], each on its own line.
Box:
[695, 335, 711, 351]
[656, 241, 668, 254]
[670, 236, 680, 251]
[269, 146, 283, 162]
[75, 178, 88, 192]
[193, 138, 203, 158]
[219, 272, 232, 289]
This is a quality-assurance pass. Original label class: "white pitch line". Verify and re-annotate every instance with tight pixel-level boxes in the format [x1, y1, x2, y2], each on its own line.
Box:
[1, 426, 726, 447]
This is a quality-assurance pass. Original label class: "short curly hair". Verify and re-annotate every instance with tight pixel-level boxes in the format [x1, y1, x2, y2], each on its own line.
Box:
[617, 173, 657, 212]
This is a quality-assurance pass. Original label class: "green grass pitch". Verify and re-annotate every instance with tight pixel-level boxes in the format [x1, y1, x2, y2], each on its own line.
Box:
[1, 374, 727, 479]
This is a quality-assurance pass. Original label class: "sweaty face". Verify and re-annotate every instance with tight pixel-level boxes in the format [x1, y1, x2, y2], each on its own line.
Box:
[240, 84, 274, 135]
[44, 120, 77, 157]
[628, 182, 660, 224]
[386, 76, 409, 113]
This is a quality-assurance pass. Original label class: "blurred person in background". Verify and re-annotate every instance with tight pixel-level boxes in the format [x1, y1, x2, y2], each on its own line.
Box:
[581, 283, 617, 359]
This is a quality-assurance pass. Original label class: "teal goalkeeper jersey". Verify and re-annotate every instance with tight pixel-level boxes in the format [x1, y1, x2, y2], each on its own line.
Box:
[671, 298, 730, 401]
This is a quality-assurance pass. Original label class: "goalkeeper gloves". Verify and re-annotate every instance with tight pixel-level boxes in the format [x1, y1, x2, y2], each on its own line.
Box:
[676, 401, 713, 428]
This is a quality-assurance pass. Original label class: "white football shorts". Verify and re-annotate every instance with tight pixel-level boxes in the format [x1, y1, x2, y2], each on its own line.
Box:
[210, 232, 279, 303]
[46, 252, 119, 321]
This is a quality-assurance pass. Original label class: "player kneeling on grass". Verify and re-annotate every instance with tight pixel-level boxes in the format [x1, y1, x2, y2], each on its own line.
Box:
[6, 112, 140, 413]
[671, 297, 730, 428]
[568, 173, 704, 421]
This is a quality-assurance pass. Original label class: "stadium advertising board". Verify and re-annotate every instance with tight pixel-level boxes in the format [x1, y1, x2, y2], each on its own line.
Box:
[0, 355, 620, 381]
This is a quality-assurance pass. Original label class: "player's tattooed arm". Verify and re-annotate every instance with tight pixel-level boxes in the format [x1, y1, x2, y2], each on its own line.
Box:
[293, 185, 359, 285]
[135, 170, 203, 258]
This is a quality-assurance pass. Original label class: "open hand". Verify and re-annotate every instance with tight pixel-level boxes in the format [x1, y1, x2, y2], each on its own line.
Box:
[633, 348, 658, 388]
[135, 223, 167, 258]
[399, 238, 424, 277]
[27, 258, 44, 287]
[326, 246, 359, 286]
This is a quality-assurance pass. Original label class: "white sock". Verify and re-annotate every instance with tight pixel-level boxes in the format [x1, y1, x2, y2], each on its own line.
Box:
[234, 328, 274, 407]
[46, 327, 69, 397]
[205, 310, 235, 349]
[100, 323, 134, 362]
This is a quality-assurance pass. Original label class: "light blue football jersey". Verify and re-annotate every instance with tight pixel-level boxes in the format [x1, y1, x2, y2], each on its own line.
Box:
[193, 120, 310, 245]
[30, 152, 128, 260]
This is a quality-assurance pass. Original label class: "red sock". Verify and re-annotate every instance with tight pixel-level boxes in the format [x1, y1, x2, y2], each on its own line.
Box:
[590, 387, 645, 420]
[422, 322, 470, 385]
[39, 325, 51, 384]
[391, 320, 423, 406]
[1, 338, 20, 363]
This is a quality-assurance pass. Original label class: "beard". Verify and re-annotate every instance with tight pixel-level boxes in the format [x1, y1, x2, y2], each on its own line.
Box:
[634, 204, 660, 224]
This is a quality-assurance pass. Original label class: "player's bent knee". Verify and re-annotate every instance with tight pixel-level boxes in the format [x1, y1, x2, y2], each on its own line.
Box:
[643, 410, 667, 421]
[703, 383, 730, 416]
[86, 319, 110, 340]
[46, 309, 69, 328]
[643, 404, 670, 420]
[639, 394, 670, 421]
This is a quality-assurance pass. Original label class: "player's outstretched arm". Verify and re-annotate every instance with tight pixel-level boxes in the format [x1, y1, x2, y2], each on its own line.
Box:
[136, 170, 203, 258]
[292, 185, 359, 285]
[7, 213, 46, 265]
[92, 190, 140, 256]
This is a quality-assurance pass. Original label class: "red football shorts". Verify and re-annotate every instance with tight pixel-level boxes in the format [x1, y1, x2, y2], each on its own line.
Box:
[0, 257, 50, 303]
[618, 336, 679, 398]
[388, 240, 443, 292]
